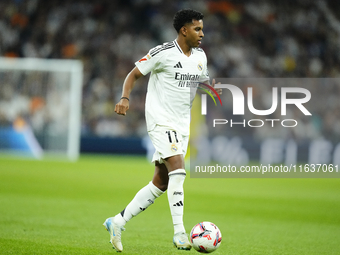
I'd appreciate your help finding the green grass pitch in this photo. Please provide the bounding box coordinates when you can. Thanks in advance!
[0,154,340,254]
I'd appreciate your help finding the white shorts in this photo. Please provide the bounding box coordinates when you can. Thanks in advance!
[148,125,189,164]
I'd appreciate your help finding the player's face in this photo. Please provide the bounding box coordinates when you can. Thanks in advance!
[184,19,204,48]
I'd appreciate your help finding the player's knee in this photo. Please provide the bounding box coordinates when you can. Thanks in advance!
[164,155,185,171]
[152,179,168,192]
[157,181,168,192]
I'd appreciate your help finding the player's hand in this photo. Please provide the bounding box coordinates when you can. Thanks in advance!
[211,79,222,96]
[115,98,129,116]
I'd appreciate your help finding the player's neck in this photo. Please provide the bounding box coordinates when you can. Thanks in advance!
[175,38,192,57]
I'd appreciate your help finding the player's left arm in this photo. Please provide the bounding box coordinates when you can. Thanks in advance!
[200,79,222,96]
[199,52,222,96]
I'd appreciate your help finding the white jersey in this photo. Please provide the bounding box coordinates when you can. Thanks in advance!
[135,40,209,136]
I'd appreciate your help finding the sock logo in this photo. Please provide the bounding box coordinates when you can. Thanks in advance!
[139,207,146,211]
[147,199,154,204]
[173,200,183,207]
[120,209,125,217]
[173,191,183,195]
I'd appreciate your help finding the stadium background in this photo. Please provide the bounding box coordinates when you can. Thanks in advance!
[1,1,340,254]
[1,0,340,159]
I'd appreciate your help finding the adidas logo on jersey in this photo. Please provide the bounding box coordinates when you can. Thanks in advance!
[173,200,184,206]
[174,62,183,68]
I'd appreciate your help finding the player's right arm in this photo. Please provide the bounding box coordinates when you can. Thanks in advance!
[114,67,144,116]
[115,44,164,116]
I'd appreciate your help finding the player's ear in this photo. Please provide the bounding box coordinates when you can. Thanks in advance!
[180,26,187,36]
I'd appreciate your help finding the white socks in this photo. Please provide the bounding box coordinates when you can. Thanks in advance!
[113,169,187,235]
[114,181,164,226]
[167,169,186,234]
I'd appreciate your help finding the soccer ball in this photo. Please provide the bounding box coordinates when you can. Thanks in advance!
[190,221,222,253]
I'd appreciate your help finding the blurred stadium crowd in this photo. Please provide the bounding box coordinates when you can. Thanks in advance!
[1,0,340,142]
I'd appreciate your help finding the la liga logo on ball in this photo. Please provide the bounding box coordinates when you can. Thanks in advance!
[190,221,222,253]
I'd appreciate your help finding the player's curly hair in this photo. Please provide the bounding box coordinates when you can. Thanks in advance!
[173,9,204,33]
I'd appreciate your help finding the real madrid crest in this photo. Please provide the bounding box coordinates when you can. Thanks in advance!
[197,62,203,71]
[171,144,178,152]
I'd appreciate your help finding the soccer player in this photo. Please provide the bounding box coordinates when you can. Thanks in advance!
[103,9,213,252]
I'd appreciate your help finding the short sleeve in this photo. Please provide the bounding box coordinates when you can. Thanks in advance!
[135,45,163,75]
[199,57,210,83]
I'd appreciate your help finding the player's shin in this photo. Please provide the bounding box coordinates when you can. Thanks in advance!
[114,181,164,226]
[167,168,186,234]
